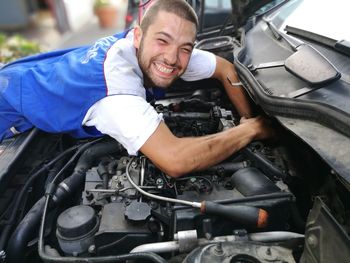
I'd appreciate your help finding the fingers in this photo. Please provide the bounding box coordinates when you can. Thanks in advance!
[239,116,255,124]
[239,116,276,141]
[239,117,247,124]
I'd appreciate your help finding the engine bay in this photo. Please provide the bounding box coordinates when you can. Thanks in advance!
[49,93,301,262]
[1,82,349,263]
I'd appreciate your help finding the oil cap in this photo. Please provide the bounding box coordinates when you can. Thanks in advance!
[124,201,151,223]
[56,205,99,255]
[57,205,98,239]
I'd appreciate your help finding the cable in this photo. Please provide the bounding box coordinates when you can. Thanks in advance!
[126,158,269,228]
[126,157,201,208]
[50,138,103,187]
[0,144,79,223]
[0,144,81,251]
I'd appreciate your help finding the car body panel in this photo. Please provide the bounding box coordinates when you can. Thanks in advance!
[234,0,350,183]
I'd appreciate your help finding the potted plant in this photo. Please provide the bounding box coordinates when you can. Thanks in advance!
[94,0,118,28]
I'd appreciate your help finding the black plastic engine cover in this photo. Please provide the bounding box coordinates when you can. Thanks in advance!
[94,202,157,255]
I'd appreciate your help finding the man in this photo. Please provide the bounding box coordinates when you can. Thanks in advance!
[0,0,273,177]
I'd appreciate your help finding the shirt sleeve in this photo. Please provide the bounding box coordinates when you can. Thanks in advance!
[83,95,163,155]
[181,48,217,81]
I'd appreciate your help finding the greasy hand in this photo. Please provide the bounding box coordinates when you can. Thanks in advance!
[239,116,276,141]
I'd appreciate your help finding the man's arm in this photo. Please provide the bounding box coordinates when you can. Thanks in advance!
[212,56,254,118]
[140,116,273,178]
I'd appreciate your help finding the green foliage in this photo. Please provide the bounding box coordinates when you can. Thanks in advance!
[0,33,41,63]
[94,0,112,9]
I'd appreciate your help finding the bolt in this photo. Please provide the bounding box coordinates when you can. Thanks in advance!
[214,243,224,256]
[0,250,6,259]
[150,201,159,210]
[88,245,96,254]
[156,178,164,188]
[205,233,212,240]
[85,192,94,201]
[307,234,318,248]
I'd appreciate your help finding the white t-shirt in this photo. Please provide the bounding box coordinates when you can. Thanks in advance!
[83,30,216,155]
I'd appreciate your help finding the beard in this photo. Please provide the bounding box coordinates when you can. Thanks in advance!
[136,38,182,88]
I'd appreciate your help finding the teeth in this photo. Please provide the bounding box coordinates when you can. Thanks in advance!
[155,63,174,74]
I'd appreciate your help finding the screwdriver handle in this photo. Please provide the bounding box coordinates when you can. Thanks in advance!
[200,201,268,228]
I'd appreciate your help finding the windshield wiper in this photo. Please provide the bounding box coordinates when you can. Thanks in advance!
[335,40,350,56]
[285,25,350,56]
[263,17,300,51]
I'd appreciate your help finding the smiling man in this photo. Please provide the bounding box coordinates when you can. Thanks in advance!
[0,0,273,177]
[134,5,196,88]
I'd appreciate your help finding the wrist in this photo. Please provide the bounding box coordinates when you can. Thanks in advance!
[240,120,260,141]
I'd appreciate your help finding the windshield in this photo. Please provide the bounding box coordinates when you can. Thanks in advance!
[204,0,231,9]
[274,0,349,42]
[197,0,232,31]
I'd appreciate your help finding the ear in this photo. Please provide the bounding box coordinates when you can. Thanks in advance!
[133,26,142,49]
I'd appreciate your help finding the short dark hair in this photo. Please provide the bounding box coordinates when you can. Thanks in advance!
[140,0,198,33]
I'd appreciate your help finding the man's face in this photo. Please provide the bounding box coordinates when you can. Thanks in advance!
[134,11,197,88]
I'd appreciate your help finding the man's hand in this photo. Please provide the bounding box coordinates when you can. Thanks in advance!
[240,116,276,141]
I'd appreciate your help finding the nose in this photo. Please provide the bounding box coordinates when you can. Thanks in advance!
[163,45,178,66]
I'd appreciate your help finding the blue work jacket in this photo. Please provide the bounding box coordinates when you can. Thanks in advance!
[0,31,128,141]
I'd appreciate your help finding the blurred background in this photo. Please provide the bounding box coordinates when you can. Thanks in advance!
[0,0,136,63]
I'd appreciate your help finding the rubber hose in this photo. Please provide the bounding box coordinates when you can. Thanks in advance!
[231,167,280,196]
[40,251,167,263]
[6,141,123,263]
[6,197,47,263]
[0,144,79,252]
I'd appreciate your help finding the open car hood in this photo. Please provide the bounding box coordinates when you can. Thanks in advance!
[233,0,350,184]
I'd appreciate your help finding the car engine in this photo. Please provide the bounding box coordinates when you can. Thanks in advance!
[0,84,313,263]
[66,99,297,260]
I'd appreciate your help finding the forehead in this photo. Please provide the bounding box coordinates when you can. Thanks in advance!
[146,11,196,42]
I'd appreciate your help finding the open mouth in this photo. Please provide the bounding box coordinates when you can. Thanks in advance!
[153,62,178,76]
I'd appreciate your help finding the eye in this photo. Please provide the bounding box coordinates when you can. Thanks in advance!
[157,39,167,44]
[181,47,192,54]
